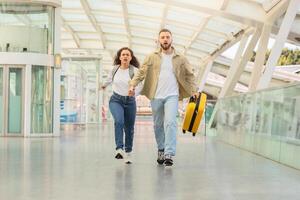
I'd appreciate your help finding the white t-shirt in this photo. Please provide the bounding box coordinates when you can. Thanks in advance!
[154,53,179,99]
[104,66,142,96]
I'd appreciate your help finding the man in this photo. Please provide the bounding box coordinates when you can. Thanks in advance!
[128,29,198,166]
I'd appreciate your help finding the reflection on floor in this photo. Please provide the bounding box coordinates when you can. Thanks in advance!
[1,117,300,200]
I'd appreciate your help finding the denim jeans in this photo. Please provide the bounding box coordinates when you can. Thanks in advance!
[109,92,136,153]
[150,95,178,156]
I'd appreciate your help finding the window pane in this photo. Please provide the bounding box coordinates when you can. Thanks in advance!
[0,3,54,54]
[31,66,53,133]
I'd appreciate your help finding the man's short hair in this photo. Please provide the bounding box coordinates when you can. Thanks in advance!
[159,28,172,36]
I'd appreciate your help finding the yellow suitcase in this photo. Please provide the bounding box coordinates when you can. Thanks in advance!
[182,92,207,136]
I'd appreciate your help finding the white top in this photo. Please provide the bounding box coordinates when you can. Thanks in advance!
[104,66,142,96]
[154,53,179,99]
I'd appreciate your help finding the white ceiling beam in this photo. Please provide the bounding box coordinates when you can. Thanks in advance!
[160,0,170,29]
[121,0,131,48]
[98,19,202,32]
[67,31,99,34]
[262,0,281,12]
[62,18,81,48]
[218,34,249,95]
[203,28,229,39]
[63,21,91,26]
[200,27,254,68]
[189,46,212,54]
[198,60,214,92]
[212,15,245,28]
[150,0,264,26]
[80,0,115,60]
[80,40,105,49]
[61,8,84,14]
[166,20,199,31]
[265,0,289,24]
[131,41,155,48]
[196,39,220,48]
[186,53,208,61]
[63,48,109,55]
[249,24,271,91]
[271,15,300,44]
[128,14,161,22]
[99,23,126,29]
[220,0,230,10]
[219,27,261,98]
[62,49,70,55]
[91,10,123,17]
[80,0,106,49]
[183,17,211,55]
[61,40,79,48]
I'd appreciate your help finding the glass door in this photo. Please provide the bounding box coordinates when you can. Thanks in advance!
[0,65,24,136]
[8,68,23,134]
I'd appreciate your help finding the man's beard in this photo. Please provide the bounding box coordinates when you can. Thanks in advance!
[160,43,171,51]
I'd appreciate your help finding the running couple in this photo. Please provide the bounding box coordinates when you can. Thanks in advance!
[102,29,198,166]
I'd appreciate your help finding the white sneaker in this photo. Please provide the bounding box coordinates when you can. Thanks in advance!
[124,152,132,164]
[115,149,124,159]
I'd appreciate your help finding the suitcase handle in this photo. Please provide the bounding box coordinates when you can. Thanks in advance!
[189,92,201,103]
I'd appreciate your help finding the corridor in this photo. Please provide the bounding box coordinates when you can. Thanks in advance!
[0,118,300,200]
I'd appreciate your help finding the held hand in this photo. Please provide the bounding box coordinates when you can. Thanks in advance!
[128,86,135,96]
[192,92,199,99]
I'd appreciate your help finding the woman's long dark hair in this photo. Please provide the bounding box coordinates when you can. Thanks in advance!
[113,47,140,68]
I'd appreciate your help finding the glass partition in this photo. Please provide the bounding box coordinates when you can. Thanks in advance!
[215,83,300,169]
[61,59,100,124]
[31,66,53,133]
[8,68,22,134]
[0,68,3,133]
[0,3,54,54]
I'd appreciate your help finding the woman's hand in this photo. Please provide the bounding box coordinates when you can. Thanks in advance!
[128,86,135,96]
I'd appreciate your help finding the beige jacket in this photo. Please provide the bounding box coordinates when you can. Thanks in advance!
[129,47,198,100]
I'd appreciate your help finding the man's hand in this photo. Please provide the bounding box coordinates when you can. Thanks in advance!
[128,86,135,96]
[192,92,200,99]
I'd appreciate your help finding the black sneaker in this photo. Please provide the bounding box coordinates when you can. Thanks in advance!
[164,154,173,166]
[157,150,165,165]
[115,149,124,159]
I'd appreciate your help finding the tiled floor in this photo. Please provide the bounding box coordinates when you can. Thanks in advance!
[1,118,300,200]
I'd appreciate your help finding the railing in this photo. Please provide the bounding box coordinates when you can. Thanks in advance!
[215,83,300,169]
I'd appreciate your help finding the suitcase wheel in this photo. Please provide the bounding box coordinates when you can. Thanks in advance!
[192,133,196,136]
[182,129,186,134]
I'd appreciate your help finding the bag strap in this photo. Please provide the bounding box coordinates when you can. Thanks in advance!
[111,65,120,81]
[112,65,135,80]
[129,65,135,79]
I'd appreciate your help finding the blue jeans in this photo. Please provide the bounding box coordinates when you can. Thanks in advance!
[109,92,136,153]
[151,95,178,156]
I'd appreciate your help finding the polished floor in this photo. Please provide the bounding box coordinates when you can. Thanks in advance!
[1,118,300,200]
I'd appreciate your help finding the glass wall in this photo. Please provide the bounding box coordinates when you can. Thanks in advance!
[0,68,2,133]
[31,66,53,133]
[0,3,54,54]
[8,68,22,134]
[215,83,300,169]
[61,59,100,124]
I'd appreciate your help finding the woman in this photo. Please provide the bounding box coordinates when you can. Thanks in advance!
[102,47,140,164]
